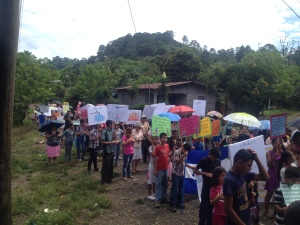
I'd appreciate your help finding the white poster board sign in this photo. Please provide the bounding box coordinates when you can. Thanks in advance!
[193,100,206,116]
[107,104,128,122]
[153,104,175,115]
[151,102,165,107]
[39,106,49,113]
[127,110,142,124]
[228,135,267,173]
[143,105,156,119]
[87,105,108,125]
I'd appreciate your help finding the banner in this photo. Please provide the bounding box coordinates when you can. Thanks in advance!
[178,115,200,138]
[228,135,267,173]
[151,115,171,137]
[193,117,212,138]
[270,113,287,139]
[87,105,108,125]
[127,110,141,124]
[211,120,221,136]
[143,105,155,119]
[107,104,129,122]
[193,100,206,116]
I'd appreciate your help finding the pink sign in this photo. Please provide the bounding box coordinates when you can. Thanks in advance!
[178,115,200,138]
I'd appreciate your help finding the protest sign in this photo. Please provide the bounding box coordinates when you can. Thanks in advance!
[280,183,300,206]
[143,105,155,119]
[127,110,141,124]
[211,120,221,136]
[107,104,129,122]
[79,105,91,119]
[193,117,212,138]
[153,104,175,115]
[178,115,200,138]
[87,105,108,125]
[39,106,49,113]
[62,104,69,114]
[228,135,267,173]
[151,115,171,137]
[193,100,206,116]
[151,102,165,107]
[270,113,287,139]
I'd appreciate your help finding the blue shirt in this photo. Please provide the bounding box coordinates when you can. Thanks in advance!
[223,171,255,225]
[38,114,46,124]
[193,142,204,150]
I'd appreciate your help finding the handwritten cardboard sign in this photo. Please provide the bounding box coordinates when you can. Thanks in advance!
[107,104,129,122]
[193,117,212,138]
[178,115,200,138]
[280,183,300,206]
[270,113,287,139]
[151,115,171,137]
[127,110,141,124]
[211,120,221,136]
[228,135,267,173]
[87,105,108,125]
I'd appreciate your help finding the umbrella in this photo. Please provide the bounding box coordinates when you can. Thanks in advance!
[158,112,181,122]
[52,100,62,105]
[206,111,223,119]
[38,120,64,132]
[287,118,300,128]
[223,112,261,128]
[168,105,195,115]
[248,120,270,131]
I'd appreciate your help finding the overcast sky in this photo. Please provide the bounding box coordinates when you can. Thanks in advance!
[19,0,300,59]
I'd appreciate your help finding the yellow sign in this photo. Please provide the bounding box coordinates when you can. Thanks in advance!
[193,117,212,138]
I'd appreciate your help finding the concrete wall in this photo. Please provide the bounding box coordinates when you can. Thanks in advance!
[116,82,217,112]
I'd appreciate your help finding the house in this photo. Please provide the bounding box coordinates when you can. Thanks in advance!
[114,81,218,112]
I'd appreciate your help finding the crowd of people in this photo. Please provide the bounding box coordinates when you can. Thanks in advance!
[35,108,300,225]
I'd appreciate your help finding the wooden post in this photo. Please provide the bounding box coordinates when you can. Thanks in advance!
[0,0,20,224]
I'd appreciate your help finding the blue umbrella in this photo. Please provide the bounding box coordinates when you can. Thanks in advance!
[249,120,270,130]
[158,112,181,122]
[38,120,64,132]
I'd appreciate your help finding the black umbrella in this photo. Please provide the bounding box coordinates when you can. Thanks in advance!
[38,120,64,132]
[287,118,300,128]
[52,100,62,105]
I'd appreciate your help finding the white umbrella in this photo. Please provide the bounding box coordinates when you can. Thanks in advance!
[223,112,261,128]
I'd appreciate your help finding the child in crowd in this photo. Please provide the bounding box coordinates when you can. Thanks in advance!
[223,149,269,225]
[278,151,296,183]
[248,180,259,225]
[193,148,221,225]
[210,166,226,225]
[61,123,74,164]
[147,136,159,200]
[153,133,171,208]
[274,166,300,225]
[284,200,300,225]
[169,142,192,212]
[121,127,135,181]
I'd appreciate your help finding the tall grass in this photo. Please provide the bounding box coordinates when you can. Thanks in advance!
[12,124,111,225]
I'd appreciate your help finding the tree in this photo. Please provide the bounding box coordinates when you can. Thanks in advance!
[182,35,189,45]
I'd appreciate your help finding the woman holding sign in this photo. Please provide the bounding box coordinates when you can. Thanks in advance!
[264,138,284,219]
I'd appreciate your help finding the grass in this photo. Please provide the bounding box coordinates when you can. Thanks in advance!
[11,124,111,225]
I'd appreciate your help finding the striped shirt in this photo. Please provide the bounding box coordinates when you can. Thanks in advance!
[89,128,100,149]
[172,149,186,177]
[273,188,286,225]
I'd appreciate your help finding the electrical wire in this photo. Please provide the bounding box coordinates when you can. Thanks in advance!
[126,0,137,33]
[282,0,300,20]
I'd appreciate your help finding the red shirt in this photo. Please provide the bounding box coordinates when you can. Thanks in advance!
[153,144,170,170]
[210,185,225,216]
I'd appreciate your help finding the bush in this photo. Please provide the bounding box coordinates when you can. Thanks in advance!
[22,118,32,126]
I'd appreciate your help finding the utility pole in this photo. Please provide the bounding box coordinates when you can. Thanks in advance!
[0,1,20,224]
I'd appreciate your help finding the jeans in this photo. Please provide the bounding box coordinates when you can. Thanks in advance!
[155,169,168,202]
[141,140,149,163]
[88,148,98,171]
[64,140,73,162]
[169,173,184,207]
[101,152,114,183]
[122,153,133,178]
[113,141,122,165]
[199,185,213,225]
[76,135,86,159]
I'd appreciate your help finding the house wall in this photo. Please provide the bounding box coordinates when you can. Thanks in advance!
[116,82,217,112]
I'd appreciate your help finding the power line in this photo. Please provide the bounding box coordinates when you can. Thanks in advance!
[126,0,136,33]
[282,0,300,20]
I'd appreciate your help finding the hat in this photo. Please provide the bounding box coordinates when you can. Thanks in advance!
[134,122,143,127]
[141,115,147,119]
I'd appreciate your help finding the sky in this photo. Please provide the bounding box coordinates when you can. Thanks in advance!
[19,0,300,59]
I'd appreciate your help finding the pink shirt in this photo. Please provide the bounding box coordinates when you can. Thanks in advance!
[210,185,225,216]
[122,135,134,155]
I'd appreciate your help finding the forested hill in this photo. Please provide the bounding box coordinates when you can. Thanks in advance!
[15,30,300,125]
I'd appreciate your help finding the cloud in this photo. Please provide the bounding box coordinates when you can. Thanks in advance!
[18,0,300,59]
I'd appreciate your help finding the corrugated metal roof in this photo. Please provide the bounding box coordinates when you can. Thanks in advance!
[114,81,196,90]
